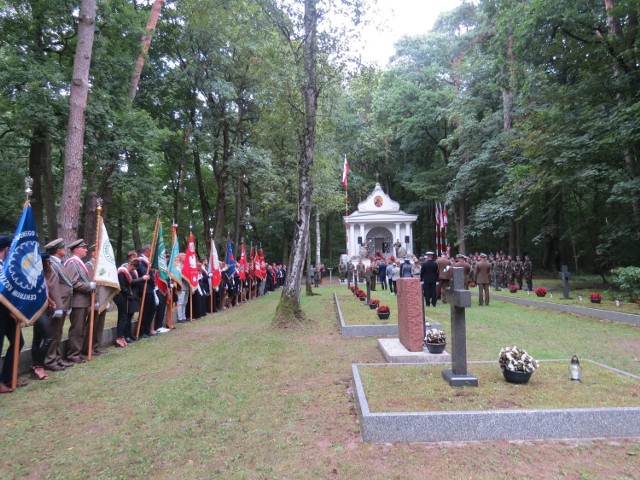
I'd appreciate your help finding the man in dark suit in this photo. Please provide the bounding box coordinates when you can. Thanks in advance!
[420,251,439,307]
[137,244,157,337]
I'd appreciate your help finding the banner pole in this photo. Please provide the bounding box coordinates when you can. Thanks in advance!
[136,217,159,337]
[87,198,103,361]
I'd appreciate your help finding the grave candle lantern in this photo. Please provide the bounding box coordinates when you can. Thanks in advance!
[569,355,581,381]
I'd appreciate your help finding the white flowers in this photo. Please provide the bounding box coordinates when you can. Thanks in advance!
[498,346,539,374]
[424,328,446,344]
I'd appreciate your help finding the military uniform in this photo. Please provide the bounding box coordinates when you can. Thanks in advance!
[523,256,533,291]
[43,239,74,370]
[64,239,94,362]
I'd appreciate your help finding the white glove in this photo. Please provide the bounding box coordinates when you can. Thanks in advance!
[66,309,72,315]
[89,282,96,290]
[53,309,63,318]
[106,302,110,310]
[94,302,100,309]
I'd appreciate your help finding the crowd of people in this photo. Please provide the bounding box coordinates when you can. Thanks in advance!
[338,251,533,309]
[0,235,286,394]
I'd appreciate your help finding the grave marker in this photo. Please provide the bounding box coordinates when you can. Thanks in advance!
[560,265,572,299]
[442,267,479,387]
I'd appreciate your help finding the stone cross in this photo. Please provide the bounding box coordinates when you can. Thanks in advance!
[442,267,478,387]
[559,265,572,299]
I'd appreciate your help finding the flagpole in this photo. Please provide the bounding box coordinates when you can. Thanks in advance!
[136,216,159,338]
[87,198,103,362]
[344,155,349,257]
[209,229,214,314]
[9,178,32,388]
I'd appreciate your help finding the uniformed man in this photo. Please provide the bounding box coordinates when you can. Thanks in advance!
[436,253,453,303]
[523,255,533,291]
[475,253,492,306]
[514,255,524,290]
[64,239,95,363]
[43,238,74,372]
[455,254,472,289]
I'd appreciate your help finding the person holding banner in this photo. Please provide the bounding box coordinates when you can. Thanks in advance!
[137,244,157,338]
[64,239,95,363]
[0,235,23,392]
[30,253,55,380]
[43,238,74,372]
[114,255,141,347]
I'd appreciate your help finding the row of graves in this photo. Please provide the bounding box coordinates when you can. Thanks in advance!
[335,268,640,443]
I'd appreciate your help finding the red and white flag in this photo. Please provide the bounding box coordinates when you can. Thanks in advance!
[254,249,264,280]
[209,238,222,289]
[259,248,267,279]
[238,243,248,281]
[181,232,199,291]
[342,156,349,187]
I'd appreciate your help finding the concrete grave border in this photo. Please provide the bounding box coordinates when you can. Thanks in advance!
[334,293,442,338]
[352,360,640,443]
[335,292,398,337]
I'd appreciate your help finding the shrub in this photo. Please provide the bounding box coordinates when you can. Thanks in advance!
[610,266,640,302]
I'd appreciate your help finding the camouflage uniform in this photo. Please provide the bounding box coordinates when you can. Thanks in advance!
[523,256,533,291]
[514,256,524,289]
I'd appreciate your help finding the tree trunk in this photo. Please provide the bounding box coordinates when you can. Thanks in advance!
[116,212,123,264]
[274,0,318,325]
[28,128,49,239]
[130,0,164,101]
[132,213,141,252]
[455,196,467,254]
[59,0,97,246]
[323,213,331,264]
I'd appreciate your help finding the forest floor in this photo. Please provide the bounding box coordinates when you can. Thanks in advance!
[1,283,639,479]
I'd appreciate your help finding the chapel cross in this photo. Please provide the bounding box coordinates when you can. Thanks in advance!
[442,267,479,387]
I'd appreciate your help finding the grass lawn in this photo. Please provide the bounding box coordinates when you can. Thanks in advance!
[1,281,639,479]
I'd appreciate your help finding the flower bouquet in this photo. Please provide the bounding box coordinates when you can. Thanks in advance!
[424,328,447,353]
[376,305,390,320]
[534,287,547,297]
[589,292,602,304]
[508,284,519,293]
[498,346,539,384]
[369,298,380,310]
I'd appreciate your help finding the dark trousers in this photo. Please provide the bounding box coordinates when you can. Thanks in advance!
[1,318,25,384]
[390,280,396,293]
[114,294,128,338]
[424,283,437,307]
[154,291,167,329]
[140,291,157,335]
[379,277,387,290]
[32,314,53,367]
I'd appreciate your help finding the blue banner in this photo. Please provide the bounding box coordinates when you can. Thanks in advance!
[225,238,236,276]
[0,203,48,326]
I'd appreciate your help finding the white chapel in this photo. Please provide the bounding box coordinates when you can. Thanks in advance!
[344,183,418,262]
